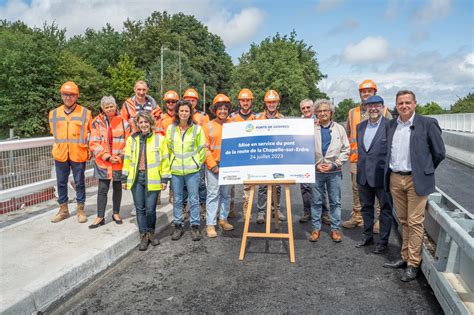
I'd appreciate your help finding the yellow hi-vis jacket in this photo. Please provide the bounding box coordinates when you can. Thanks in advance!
[166,123,206,176]
[122,132,171,190]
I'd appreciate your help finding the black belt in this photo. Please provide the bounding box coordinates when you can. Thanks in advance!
[392,170,412,176]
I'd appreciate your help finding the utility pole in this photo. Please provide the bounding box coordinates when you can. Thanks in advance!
[179,40,182,96]
[160,45,164,105]
[203,83,206,112]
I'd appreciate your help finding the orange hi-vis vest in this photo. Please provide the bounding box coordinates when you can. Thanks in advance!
[120,96,163,134]
[89,113,131,180]
[49,104,92,163]
[203,120,225,169]
[228,111,260,122]
[192,110,210,126]
[161,112,176,135]
[348,105,389,163]
[257,110,284,120]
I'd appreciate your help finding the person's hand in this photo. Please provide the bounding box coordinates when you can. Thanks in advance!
[122,183,127,190]
[316,164,326,172]
[211,166,219,174]
[320,163,333,172]
[109,156,120,164]
[161,183,167,190]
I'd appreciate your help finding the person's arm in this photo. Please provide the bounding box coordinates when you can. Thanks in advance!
[203,124,217,170]
[159,135,171,186]
[89,121,111,162]
[196,126,207,166]
[335,125,350,167]
[121,137,133,189]
[428,119,446,169]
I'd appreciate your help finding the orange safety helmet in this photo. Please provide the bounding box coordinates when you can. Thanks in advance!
[183,88,199,100]
[163,90,179,101]
[213,93,231,105]
[264,90,280,102]
[60,81,79,95]
[238,88,253,100]
[358,80,377,91]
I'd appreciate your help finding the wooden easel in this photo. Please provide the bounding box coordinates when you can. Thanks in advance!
[239,180,296,263]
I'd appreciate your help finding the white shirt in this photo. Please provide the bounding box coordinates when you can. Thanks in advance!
[390,113,415,172]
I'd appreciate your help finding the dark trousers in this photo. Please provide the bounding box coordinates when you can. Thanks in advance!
[358,183,393,245]
[55,160,86,204]
[97,179,122,218]
[131,171,158,234]
[257,185,281,214]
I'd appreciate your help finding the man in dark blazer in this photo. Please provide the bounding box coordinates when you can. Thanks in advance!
[354,96,393,254]
[383,90,445,282]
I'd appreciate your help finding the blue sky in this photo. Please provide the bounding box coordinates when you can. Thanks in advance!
[1,0,473,108]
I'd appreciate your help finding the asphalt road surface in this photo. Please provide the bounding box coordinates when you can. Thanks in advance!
[48,164,443,314]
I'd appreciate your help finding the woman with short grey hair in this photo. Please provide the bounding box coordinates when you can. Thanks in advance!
[89,96,131,229]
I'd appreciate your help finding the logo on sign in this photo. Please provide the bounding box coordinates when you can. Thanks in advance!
[245,124,254,132]
[273,173,284,179]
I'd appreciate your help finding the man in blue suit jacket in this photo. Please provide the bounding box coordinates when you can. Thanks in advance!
[354,96,393,254]
[383,90,445,282]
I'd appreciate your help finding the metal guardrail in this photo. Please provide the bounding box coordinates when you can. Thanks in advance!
[422,188,474,314]
[0,137,94,209]
[428,114,474,133]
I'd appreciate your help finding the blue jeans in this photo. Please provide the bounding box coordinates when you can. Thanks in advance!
[205,168,231,225]
[55,160,86,204]
[172,172,200,226]
[310,172,342,231]
[131,171,158,234]
[182,167,207,205]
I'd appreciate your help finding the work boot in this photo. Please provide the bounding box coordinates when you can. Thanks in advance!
[228,209,237,219]
[342,209,363,228]
[76,203,87,223]
[147,231,160,246]
[272,209,287,222]
[256,212,265,224]
[218,219,234,231]
[138,233,149,251]
[299,213,311,223]
[51,203,70,223]
[200,204,206,221]
[171,224,184,241]
[207,225,217,238]
[191,225,202,241]
[322,213,331,225]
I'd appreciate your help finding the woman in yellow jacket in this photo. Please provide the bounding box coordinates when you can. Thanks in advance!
[166,100,206,241]
[122,111,171,251]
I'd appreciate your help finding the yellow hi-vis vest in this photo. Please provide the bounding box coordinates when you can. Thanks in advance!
[166,123,206,176]
[122,132,171,190]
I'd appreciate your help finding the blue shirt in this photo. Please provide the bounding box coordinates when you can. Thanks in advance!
[321,124,331,156]
[363,116,382,150]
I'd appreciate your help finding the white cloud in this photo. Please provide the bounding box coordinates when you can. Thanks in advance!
[0,0,262,48]
[315,0,343,13]
[414,0,453,25]
[207,8,265,47]
[327,18,358,36]
[320,50,474,108]
[343,36,390,63]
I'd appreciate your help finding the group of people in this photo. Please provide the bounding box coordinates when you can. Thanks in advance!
[48,78,445,282]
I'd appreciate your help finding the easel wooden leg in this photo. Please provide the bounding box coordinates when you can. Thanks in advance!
[285,185,295,263]
[265,185,272,234]
[239,185,255,260]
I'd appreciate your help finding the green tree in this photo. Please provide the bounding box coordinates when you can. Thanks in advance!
[65,24,124,76]
[230,32,326,116]
[333,98,357,123]
[0,21,64,137]
[416,101,445,115]
[450,93,474,113]
[107,54,145,104]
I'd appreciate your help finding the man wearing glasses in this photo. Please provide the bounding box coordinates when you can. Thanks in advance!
[354,96,393,254]
[49,81,92,224]
[162,90,179,133]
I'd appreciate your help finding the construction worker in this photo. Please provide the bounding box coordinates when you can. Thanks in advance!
[228,88,260,219]
[183,88,208,219]
[89,96,131,229]
[204,94,234,238]
[167,100,206,241]
[255,90,286,224]
[121,80,163,134]
[49,81,92,223]
[161,90,179,132]
[343,80,392,232]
